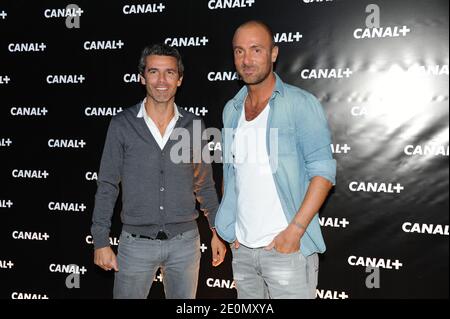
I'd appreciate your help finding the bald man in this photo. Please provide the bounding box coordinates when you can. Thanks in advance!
[215,21,337,299]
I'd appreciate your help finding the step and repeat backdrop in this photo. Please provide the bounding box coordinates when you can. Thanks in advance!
[0,0,448,299]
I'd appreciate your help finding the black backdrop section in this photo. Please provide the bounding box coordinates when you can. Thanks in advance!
[0,0,448,299]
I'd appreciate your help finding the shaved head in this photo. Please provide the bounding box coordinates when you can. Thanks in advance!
[233,20,275,48]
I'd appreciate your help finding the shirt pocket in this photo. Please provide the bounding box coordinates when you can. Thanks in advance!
[273,127,297,156]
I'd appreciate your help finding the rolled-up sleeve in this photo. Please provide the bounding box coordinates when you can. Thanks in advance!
[304,146,336,185]
[298,94,336,185]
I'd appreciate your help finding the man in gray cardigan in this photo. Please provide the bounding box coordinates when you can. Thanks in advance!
[91,43,226,299]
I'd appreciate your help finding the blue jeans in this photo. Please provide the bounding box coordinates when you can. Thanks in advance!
[231,244,319,299]
[113,229,200,299]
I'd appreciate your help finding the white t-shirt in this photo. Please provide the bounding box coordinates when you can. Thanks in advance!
[232,102,288,248]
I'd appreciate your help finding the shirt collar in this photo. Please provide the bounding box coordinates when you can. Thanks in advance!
[232,72,285,110]
[137,98,183,119]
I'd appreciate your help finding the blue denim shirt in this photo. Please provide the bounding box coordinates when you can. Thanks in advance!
[215,73,336,256]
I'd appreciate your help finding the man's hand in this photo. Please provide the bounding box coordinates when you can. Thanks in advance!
[211,229,227,267]
[94,246,119,271]
[264,224,303,254]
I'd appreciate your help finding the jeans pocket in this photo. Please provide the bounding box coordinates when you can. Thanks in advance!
[180,228,200,240]
[272,247,301,256]
[276,128,297,155]
[120,231,135,243]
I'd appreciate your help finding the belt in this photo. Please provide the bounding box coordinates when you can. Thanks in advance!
[130,230,169,240]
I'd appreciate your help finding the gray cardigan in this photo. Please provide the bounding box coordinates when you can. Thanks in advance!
[91,102,219,249]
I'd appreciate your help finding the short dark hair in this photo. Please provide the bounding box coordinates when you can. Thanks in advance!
[138,43,184,77]
[235,20,275,48]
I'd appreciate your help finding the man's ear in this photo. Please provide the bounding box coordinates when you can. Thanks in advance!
[177,76,183,87]
[271,45,279,63]
[140,74,146,85]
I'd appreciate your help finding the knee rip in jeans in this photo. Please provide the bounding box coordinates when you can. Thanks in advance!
[277,279,289,286]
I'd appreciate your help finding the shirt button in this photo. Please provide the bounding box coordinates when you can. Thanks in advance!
[159,206,164,211]
[160,187,165,192]
[160,170,164,174]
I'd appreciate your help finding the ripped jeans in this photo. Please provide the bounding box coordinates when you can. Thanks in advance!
[231,244,319,299]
